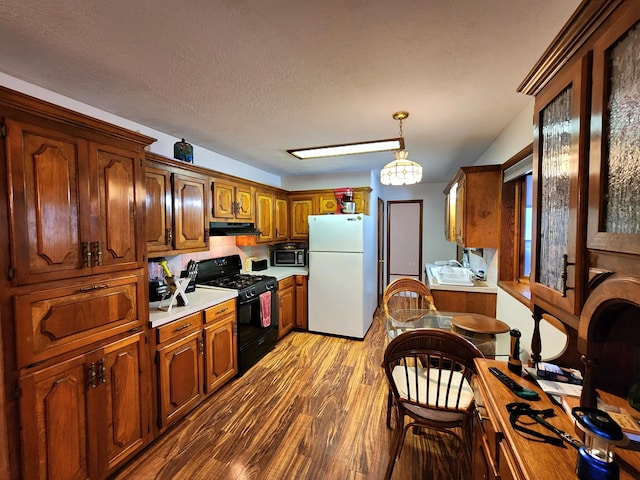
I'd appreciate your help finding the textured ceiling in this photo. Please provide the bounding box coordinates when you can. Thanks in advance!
[0,0,580,182]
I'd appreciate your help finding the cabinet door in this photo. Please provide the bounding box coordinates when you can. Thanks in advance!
[212,181,236,219]
[256,191,274,243]
[99,333,150,473]
[203,315,237,394]
[352,190,367,214]
[5,118,89,285]
[454,178,465,245]
[275,196,288,241]
[530,57,589,320]
[278,278,295,338]
[173,172,208,250]
[94,143,144,271]
[294,275,308,330]
[157,329,204,427]
[146,166,173,252]
[317,193,339,214]
[290,197,314,240]
[588,10,640,255]
[19,353,92,480]
[235,184,254,220]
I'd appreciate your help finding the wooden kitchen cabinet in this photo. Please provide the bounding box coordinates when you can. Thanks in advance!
[289,195,315,240]
[317,192,341,214]
[19,332,150,480]
[278,277,296,339]
[255,190,275,243]
[156,316,204,428]
[211,179,254,221]
[295,275,308,330]
[430,290,496,318]
[274,193,289,242]
[443,165,501,248]
[203,299,238,394]
[5,116,149,285]
[145,154,210,254]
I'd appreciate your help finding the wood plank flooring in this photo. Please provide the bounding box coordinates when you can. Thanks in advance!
[111,309,469,479]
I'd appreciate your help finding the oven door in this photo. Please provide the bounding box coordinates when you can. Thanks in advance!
[236,290,278,375]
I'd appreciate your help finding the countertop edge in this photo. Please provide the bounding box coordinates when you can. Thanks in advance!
[149,288,238,328]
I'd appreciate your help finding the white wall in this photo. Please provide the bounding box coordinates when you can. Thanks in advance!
[0,73,281,187]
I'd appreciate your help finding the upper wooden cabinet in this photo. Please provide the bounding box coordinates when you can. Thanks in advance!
[145,154,209,254]
[587,5,640,256]
[529,57,589,325]
[289,194,315,240]
[443,165,501,248]
[4,114,151,285]
[237,187,289,245]
[255,190,275,243]
[211,180,254,221]
[274,192,289,242]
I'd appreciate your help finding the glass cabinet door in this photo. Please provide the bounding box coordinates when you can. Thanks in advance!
[588,11,640,254]
[530,56,589,322]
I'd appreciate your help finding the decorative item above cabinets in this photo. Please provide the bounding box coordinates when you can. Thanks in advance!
[443,165,501,248]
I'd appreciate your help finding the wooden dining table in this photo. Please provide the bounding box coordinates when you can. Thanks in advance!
[385,309,511,359]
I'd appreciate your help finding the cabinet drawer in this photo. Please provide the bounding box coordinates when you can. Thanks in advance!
[203,299,236,324]
[15,275,143,368]
[157,312,201,344]
[278,276,295,290]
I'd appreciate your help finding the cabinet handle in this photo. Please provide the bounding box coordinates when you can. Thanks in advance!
[98,358,106,384]
[561,254,575,297]
[215,307,229,315]
[166,228,173,246]
[174,345,193,356]
[84,242,92,268]
[88,362,98,389]
[204,227,209,242]
[199,336,204,355]
[94,241,102,266]
[173,323,192,332]
[79,283,110,292]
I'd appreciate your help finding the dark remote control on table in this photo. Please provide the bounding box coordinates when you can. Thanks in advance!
[488,367,540,400]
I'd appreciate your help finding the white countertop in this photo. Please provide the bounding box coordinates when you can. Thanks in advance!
[149,287,238,328]
[148,267,307,328]
[425,263,497,294]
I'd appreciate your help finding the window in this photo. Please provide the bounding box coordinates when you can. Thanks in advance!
[499,144,533,303]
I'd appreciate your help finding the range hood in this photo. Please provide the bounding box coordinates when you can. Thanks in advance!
[209,221,261,236]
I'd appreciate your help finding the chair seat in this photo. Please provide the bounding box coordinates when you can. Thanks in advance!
[392,365,474,412]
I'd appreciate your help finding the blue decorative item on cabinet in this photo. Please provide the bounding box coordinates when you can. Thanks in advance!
[174,138,193,163]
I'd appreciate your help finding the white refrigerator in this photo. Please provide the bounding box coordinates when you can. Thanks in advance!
[307,214,376,339]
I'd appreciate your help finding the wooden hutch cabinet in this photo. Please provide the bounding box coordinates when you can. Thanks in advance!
[0,87,155,479]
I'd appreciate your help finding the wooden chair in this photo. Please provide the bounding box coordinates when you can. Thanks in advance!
[382,329,484,480]
[382,277,437,428]
[382,277,436,319]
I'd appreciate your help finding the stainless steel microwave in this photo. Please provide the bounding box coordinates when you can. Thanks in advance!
[272,248,306,267]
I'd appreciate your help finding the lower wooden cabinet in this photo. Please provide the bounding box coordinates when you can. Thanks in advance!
[156,300,238,429]
[278,277,295,339]
[430,289,497,317]
[295,275,308,329]
[19,332,150,480]
[157,324,204,428]
[203,303,238,394]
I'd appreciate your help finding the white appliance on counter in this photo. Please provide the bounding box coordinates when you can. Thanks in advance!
[307,214,376,338]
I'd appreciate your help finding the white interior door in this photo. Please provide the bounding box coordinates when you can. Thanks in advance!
[387,200,423,283]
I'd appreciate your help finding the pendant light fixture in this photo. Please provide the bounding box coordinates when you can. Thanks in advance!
[380,111,423,185]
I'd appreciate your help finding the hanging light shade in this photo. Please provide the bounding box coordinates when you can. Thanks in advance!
[380,112,423,185]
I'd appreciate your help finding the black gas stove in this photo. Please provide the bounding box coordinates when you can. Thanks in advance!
[196,255,277,302]
[196,254,278,375]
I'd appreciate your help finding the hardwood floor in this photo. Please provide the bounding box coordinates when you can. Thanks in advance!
[111,309,469,479]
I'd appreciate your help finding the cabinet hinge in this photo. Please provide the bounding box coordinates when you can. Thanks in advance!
[6,266,14,281]
[0,124,6,137]
[13,384,21,400]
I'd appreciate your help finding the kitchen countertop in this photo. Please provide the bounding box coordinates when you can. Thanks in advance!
[148,267,308,328]
[149,287,238,328]
[424,263,497,293]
